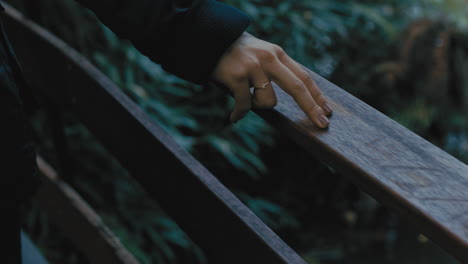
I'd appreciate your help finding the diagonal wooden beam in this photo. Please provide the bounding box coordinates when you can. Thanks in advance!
[4,5,307,264]
[35,156,140,264]
[4,3,468,262]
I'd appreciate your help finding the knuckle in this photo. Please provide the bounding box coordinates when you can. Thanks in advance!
[300,71,314,83]
[230,67,249,80]
[301,104,320,116]
[289,80,307,94]
[272,44,285,57]
[308,104,322,115]
[257,49,276,62]
[244,58,261,71]
[316,92,325,101]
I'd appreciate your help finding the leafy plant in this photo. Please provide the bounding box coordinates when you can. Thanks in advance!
[11,0,468,263]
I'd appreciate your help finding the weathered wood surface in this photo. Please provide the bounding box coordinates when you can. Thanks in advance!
[256,64,468,260]
[35,157,140,264]
[4,3,468,262]
[4,5,307,264]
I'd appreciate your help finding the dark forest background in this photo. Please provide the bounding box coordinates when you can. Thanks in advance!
[8,0,468,263]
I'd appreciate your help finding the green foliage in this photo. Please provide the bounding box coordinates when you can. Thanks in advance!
[227,0,410,76]
[12,0,468,263]
[22,0,275,179]
[426,0,468,29]
[25,112,205,264]
[237,192,300,230]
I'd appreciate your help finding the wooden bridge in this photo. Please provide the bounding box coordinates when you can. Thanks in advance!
[3,3,468,264]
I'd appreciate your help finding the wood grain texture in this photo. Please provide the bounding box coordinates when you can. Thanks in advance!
[4,3,468,262]
[3,5,306,264]
[35,156,139,264]
[254,73,468,261]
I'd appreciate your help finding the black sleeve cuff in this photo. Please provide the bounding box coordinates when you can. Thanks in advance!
[134,0,251,84]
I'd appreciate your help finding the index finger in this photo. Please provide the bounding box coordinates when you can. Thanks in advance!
[266,60,329,128]
[280,55,332,116]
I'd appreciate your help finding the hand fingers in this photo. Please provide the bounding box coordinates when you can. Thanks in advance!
[266,59,329,128]
[250,68,277,109]
[229,78,252,123]
[280,55,332,116]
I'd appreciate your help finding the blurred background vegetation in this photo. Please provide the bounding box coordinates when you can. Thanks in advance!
[8,0,468,263]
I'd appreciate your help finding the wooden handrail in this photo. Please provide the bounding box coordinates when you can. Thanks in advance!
[4,3,468,263]
[3,5,306,264]
[35,157,139,264]
[255,67,468,261]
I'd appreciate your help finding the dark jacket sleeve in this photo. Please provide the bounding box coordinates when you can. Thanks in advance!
[75,0,251,84]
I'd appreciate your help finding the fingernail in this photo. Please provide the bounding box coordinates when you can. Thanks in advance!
[319,114,329,127]
[323,103,332,115]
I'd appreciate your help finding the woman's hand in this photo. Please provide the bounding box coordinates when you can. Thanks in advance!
[212,32,332,128]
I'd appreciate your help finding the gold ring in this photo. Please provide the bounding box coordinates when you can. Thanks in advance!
[255,82,270,89]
